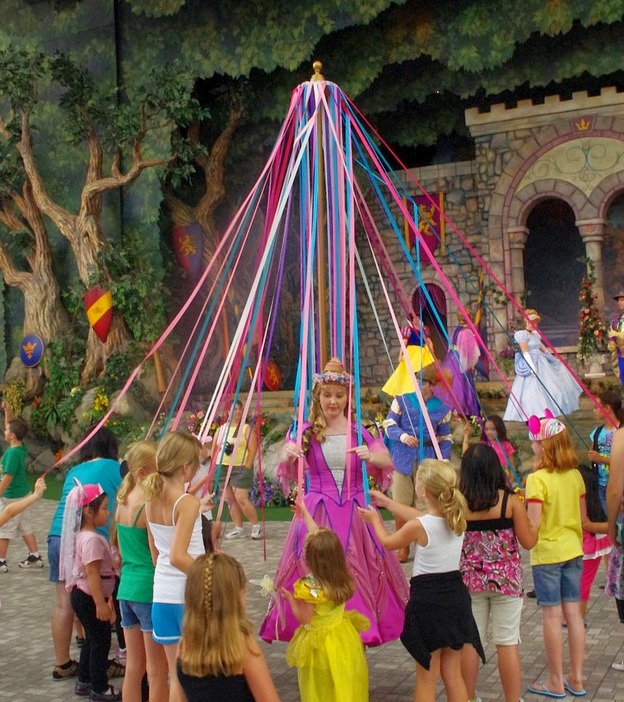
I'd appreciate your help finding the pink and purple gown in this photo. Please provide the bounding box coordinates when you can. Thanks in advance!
[259,423,409,646]
[434,325,482,417]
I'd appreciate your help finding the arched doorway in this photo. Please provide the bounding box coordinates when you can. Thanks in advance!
[412,284,447,359]
[605,191,624,308]
[524,199,584,346]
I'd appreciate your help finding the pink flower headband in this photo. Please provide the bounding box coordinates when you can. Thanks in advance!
[527,410,566,441]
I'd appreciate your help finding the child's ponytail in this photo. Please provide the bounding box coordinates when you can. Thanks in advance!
[119,440,157,504]
[438,484,468,536]
[141,472,164,502]
[418,459,467,536]
[141,432,200,502]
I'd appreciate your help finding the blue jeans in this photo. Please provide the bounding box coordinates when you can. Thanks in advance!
[532,557,582,606]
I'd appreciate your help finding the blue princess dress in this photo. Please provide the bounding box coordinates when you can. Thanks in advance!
[503,329,582,421]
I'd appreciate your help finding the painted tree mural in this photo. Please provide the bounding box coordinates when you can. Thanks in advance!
[0,48,205,381]
[1,0,624,391]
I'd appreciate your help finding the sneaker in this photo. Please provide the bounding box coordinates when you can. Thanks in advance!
[18,554,44,568]
[90,685,122,701]
[224,527,245,540]
[0,560,7,573]
[107,660,126,679]
[74,681,91,697]
[612,660,624,671]
[251,524,262,540]
[53,659,79,680]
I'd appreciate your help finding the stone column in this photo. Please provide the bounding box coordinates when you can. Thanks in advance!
[576,219,606,309]
[507,227,529,301]
[503,226,529,348]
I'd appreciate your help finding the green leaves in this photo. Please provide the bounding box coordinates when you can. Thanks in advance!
[124,0,187,17]
[0,49,44,112]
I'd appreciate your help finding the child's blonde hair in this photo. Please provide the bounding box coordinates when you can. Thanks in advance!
[538,429,578,472]
[417,459,467,536]
[304,528,354,604]
[117,440,157,505]
[179,553,255,677]
[142,431,200,501]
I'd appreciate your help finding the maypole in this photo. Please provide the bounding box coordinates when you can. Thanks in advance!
[311,61,329,369]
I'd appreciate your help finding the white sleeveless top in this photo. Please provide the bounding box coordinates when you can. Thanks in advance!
[149,493,204,604]
[412,514,464,577]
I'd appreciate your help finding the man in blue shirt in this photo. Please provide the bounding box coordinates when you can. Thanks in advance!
[383,364,452,561]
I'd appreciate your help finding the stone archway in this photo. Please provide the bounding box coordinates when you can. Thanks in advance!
[412,283,447,359]
[466,89,624,352]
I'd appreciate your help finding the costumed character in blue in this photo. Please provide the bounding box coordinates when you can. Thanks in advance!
[383,363,452,562]
[433,311,482,418]
[503,308,582,422]
[608,288,624,386]
[382,309,435,397]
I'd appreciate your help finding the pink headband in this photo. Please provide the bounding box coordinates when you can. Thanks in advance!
[528,410,566,441]
[72,479,104,507]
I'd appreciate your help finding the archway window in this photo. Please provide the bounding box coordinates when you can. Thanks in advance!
[412,284,447,359]
[605,193,624,316]
[524,199,584,346]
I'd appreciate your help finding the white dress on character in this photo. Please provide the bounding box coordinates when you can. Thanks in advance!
[503,329,583,421]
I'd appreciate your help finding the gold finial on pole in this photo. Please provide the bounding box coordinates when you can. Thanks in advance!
[310,60,324,82]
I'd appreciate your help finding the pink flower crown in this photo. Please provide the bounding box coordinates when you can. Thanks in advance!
[312,357,352,387]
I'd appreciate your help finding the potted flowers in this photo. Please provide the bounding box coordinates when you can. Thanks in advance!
[577,258,607,376]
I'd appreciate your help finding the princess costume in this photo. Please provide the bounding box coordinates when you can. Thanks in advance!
[259,422,409,645]
[286,575,369,702]
[382,317,435,397]
[434,322,482,417]
[503,328,582,421]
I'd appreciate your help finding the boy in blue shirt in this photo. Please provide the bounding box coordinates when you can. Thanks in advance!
[0,400,43,571]
[383,363,452,561]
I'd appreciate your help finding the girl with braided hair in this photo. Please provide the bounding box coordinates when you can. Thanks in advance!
[360,459,484,702]
[177,553,280,702]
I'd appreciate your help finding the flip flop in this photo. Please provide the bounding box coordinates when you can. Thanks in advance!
[564,680,587,697]
[527,681,566,699]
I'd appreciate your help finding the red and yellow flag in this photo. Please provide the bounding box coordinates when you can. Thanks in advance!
[84,286,113,343]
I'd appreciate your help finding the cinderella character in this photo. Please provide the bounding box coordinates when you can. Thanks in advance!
[503,309,583,421]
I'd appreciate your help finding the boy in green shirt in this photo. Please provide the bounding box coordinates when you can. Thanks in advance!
[0,401,43,572]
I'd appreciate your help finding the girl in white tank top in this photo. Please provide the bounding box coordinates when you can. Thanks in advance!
[360,458,484,702]
[142,431,207,702]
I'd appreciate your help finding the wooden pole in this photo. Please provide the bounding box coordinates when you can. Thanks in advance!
[311,61,329,368]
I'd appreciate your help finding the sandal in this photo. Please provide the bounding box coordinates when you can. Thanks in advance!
[564,680,587,697]
[526,681,566,699]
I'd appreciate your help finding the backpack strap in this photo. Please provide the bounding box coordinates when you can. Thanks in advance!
[592,425,604,453]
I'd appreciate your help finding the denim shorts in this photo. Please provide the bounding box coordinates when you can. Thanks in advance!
[151,602,184,645]
[220,466,253,491]
[532,557,582,607]
[47,535,61,582]
[120,599,154,632]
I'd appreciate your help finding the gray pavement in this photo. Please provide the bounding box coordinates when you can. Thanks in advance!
[2,498,624,700]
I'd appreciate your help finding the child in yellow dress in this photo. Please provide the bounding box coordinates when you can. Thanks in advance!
[281,500,369,702]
